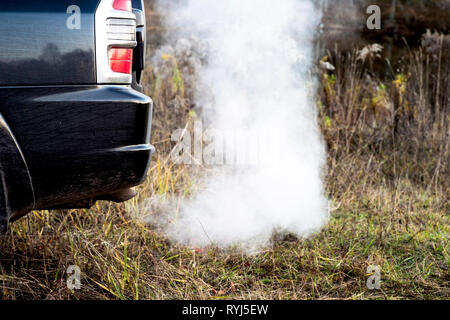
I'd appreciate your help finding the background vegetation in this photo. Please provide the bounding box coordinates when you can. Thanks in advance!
[0,0,448,299]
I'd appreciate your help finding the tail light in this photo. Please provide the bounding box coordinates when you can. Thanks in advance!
[113,0,132,12]
[109,48,133,74]
[95,0,137,84]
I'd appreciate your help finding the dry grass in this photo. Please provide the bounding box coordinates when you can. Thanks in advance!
[0,158,447,299]
[0,4,449,300]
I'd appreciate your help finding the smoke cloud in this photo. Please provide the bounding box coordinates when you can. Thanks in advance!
[150,0,328,249]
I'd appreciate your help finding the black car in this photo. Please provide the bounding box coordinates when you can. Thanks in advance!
[0,0,154,233]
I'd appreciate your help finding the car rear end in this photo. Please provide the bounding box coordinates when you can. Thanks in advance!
[0,0,154,231]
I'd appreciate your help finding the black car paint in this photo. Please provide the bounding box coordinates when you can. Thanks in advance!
[0,114,35,233]
[0,0,98,85]
[0,1,154,233]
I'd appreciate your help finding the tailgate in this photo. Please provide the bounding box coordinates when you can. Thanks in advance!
[0,0,100,85]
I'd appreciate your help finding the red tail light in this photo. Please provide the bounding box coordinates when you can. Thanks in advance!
[96,0,137,83]
[109,48,133,74]
[113,0,132,12]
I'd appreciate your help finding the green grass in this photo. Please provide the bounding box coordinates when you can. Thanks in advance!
[0,160,448,299]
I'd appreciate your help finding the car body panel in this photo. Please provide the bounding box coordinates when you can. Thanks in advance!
[0,85,153,211]
[0,114,35,232]
[0,0,100,85]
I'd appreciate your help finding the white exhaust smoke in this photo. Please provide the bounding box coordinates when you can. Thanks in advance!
[151,0,328,249]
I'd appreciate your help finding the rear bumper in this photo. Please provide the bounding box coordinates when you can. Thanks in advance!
[0,85,154,216]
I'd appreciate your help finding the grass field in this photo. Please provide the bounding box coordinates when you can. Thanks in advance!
[0,3,448,300]
[0,154,447,299]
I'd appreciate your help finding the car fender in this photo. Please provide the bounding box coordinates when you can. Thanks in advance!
[0,114,35,233]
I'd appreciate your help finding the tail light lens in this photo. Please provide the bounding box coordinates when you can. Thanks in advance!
[107,18,136,41]
[113,0,132,12]
[107,18,136,73]
[109,48,133,74]
[95,0,137,83]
